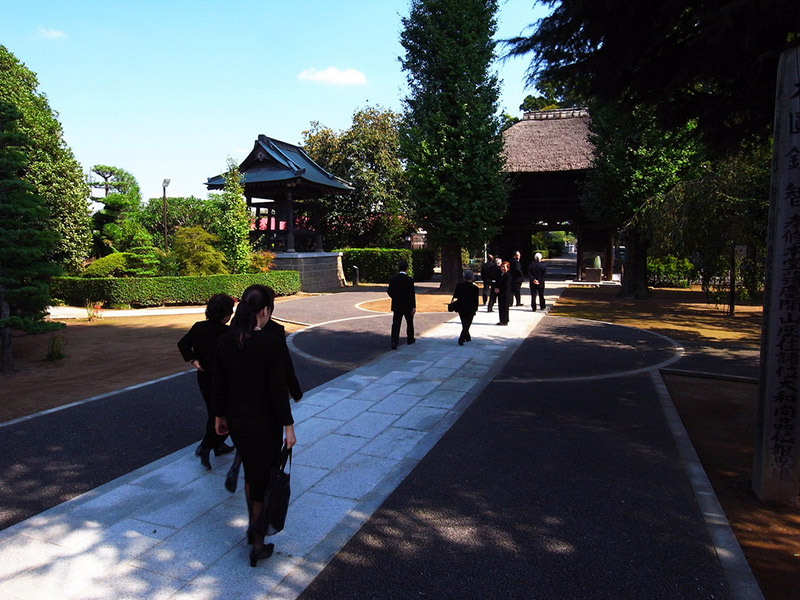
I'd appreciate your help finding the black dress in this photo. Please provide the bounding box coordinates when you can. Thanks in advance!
[177,320,230,450]
[496,271,512,324]
[212,329,294,500]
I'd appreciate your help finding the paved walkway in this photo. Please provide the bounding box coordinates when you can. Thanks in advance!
[0,279,762,599]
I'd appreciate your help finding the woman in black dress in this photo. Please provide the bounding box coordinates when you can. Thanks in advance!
[452,271,480,345]
[177,293,235,469]
[213,285,297,567]
[494,261,512,325]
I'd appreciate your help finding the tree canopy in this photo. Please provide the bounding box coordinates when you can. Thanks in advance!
[505,1,800,149]
[303,106,413,249]
[0,45,91,273]
[400,0,508,289]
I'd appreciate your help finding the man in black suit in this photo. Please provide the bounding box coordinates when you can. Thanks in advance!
[387,259,416,349]
[480,254,494,305]
[510,251,524,306]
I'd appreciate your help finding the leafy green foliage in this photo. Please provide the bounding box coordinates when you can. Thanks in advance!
[582,102,701,297]
[138,195,223,252]
[0,45,91,274]
[411,248,436,282]
[52,272,301,307]
[171,226,228,276]
[645,142,770,303]
[0,102,62,372]
[504,1,799,149]
[336,248,412,283]
[399,0,508,289]
[647,256,696,288]
[90,165,144,256]
[303,106,413,249]
[82,252,129,278]
[213,159,251,273]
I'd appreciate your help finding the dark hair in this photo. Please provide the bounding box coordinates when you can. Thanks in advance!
[398,259,409,272]
[230,285,275,348]
[205,293,234,322]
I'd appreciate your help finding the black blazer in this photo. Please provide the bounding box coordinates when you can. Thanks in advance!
[263,319,303,401]
[496,271,513,301]
[212,329,294,426]
[177,320,229,372]
[528,261,547,288]
[453,281,479,315]
[387,272,416,312]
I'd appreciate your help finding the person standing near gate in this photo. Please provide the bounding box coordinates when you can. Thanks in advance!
[494,261,512,325]
[528,252,547,311]
[387,259,416,349]
[480,254,494,305]
[486,256,502,312]
[510,251,524,306]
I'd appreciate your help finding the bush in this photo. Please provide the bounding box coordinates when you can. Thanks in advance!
[647,256,696,288]
[336,248,412,283]
[51,271,300,307]
[82,252,129,277]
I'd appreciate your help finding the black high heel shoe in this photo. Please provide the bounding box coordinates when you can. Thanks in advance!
[249,543,274,567]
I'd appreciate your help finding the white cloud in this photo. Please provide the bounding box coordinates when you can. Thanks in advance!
[37,26,67,39]
[297,67,367,86]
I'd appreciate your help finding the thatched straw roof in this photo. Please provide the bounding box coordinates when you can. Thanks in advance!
[503,109,594,173]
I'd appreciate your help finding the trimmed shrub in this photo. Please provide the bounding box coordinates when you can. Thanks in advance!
[52,271,300,307]
[336,248,412,283]
[82,252,129,277]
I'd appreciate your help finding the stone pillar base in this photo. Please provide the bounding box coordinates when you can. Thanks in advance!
[271,252,346,293]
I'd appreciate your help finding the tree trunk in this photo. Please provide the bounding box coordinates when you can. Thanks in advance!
[619,231,651,299]
[439,244,463,291]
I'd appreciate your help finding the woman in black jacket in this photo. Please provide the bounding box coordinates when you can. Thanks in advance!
[213,285,297,567]
[177,293,235,469]
[494,261,512,325]
[452,271,480,345]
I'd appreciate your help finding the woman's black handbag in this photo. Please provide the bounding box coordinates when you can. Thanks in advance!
[260,444,292,536]
[447,299,459,312]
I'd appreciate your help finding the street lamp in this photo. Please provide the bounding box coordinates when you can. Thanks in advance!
[162,179,170,250]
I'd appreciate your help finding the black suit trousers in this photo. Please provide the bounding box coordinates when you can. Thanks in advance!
[391,309,415,344]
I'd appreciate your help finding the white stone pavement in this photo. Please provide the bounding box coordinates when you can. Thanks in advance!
[0,285,565,600]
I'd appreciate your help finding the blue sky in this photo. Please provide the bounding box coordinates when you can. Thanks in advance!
[1,0,547,201]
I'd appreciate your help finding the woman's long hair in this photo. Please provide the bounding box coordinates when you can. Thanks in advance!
[230,285,275,348]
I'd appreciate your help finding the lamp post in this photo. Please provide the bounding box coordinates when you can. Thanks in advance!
[162,179,170,250]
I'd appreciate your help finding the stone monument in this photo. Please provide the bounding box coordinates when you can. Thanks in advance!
[753,46,800,504]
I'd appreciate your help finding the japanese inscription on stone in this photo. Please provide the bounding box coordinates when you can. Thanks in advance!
[754,47,800,503]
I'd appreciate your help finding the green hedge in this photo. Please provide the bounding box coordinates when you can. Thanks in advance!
[51,271,300,307]
[336,249,412,283]
[335,248,436,283]
[647,256,696,288]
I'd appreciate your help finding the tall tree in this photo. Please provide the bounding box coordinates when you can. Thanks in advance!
[0,46,91,273]
[505,1,800,150]
[582,102,701,298]
[303,106,412,249]
[89,165,146,255]
[211,159,251,274]
[0,102,61,374]
[399,0,508,290]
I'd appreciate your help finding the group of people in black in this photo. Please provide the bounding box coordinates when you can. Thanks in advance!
[480,251,547,325]
[177,286,301,568]
[388,252,547,349]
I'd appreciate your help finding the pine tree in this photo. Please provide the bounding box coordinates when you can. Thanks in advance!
[0,102,61,374]
[0,45,91,274]
[399,0,508,289]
